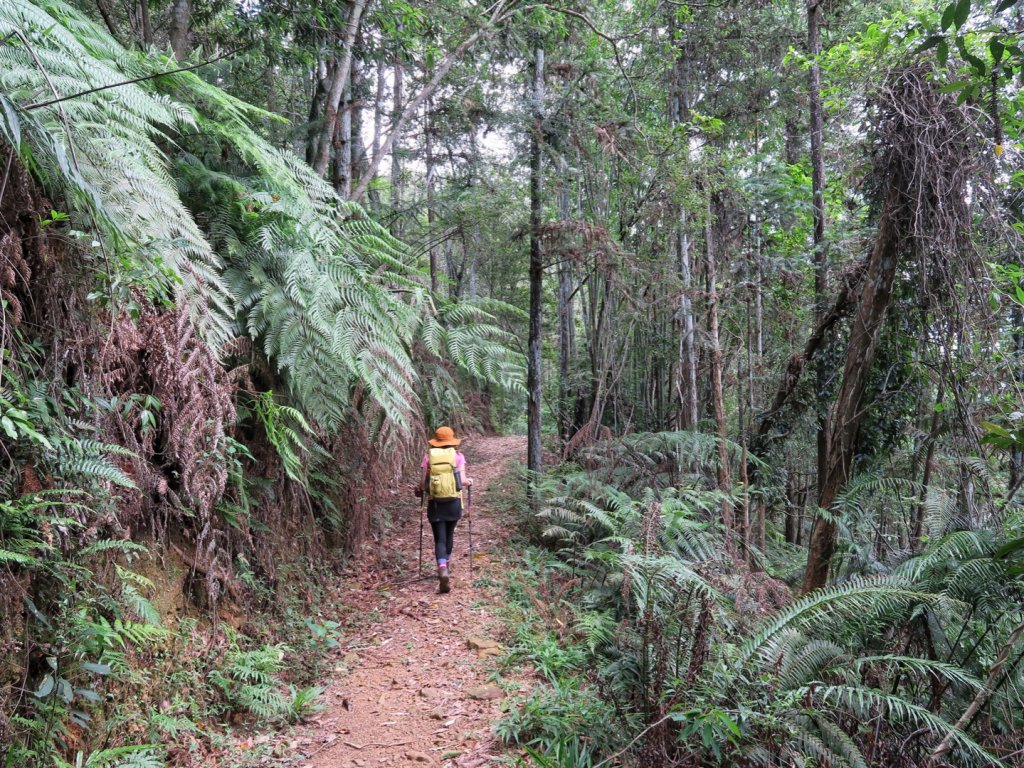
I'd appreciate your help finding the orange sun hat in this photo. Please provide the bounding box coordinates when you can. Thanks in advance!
[428,426,461,447]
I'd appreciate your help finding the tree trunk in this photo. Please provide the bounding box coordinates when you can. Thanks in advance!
[808,0,829,502]
[527,45,545,480]
[332,72,352,196]
[169,0,191,61]
[1012,304,1024,490]
[95,0,121,41]
[390,54,403,235]
[557,155,574,445]
[785,471,799,544]
[138,0,153,48]
[670,18,699,430]
[368,57,386,209]
[706,197,734,551]
[306,60,329,167]
[351,56,369,191]
[801,183,904,593]
[425,95,439,296]
[911,384,944,551]
[313,0,368,177]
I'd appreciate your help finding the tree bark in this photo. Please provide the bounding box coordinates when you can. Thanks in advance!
[425,95,439,296]
[332,73,352,196]
[138,0,153,48]
[706,197,734,550]
[95,0,121,42]
[801,183,904,593]
[557,155,574,445]
[911,384,944,551]
[367,57,386,209]
[169,0,191,61]
[390,53,403,234]
[808,0,829,502]
[351,55,369,189]
[670,18,699,430]
[313,0,367,177]
[306,60,329,166]
[527,45,545,480]
[1012,304,1024,490]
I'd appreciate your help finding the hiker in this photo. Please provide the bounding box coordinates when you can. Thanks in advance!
[414,426,472,594]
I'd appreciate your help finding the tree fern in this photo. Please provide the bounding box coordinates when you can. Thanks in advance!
[0,0,233,342]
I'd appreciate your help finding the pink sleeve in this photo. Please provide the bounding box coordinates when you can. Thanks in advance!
[455,452,466,471]
[420,454,428,470]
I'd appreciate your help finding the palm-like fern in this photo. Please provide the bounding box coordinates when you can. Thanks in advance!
[0,0,233,342]
[520,463,1008,767]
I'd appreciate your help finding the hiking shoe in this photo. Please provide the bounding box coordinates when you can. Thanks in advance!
[438,565,450,594]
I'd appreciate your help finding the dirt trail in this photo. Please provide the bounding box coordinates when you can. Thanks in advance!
[294,435,526,768]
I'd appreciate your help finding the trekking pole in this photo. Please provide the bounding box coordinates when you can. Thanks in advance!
[468,484,474,576]
[418,489,424,575]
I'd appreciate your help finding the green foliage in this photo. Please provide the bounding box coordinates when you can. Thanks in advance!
[497,455,1008,767]
[247,390,316,483]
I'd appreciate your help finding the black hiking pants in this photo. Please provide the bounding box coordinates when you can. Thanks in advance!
[427,498,462,565]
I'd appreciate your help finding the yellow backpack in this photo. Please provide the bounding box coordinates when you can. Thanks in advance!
[427,447,461,500]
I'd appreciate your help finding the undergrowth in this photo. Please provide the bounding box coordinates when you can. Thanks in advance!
[492,434,1021,768]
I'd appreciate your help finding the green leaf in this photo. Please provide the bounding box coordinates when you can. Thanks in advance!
[995,537,1024,560]
[990,39,1005,64]
[81,662,112,676]
[1,416,17,440]
[916,34,945,53]
[953,0,971,29]
[938,39,950,64]
[941,2,957,31]
[995,0,1018,13]
[964,51,987,75]
[35,674,55,698]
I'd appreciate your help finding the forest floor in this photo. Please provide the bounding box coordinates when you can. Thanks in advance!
[282,435,528,768]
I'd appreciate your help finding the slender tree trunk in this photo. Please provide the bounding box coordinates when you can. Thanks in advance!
[912,384,944,551]
[670,21,699,430]
[333,74,352,196]
[372,59,385,162]
[351,56,369,190]
[368,57,385,209]
[527,45,545,480]
[801,183,904,593]
[313,0,367,178]
[138,0,153,48]
[169,0,191,60]
[707,197,735,550]
[1012,305,1024,489]
[558,155,574,445]
[306,60,329,166]
[390,52,404,236]
[95,0,121,41]
[425,95,439,296]
[785,471,799,544]
[809,0,830,503]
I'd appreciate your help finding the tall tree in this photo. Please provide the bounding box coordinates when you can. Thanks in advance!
[808,0,829,502]
[527,43,545,480]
